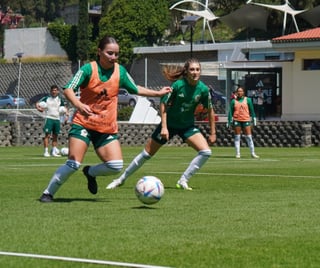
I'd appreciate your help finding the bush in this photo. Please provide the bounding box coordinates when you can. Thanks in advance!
[117,106,134,121]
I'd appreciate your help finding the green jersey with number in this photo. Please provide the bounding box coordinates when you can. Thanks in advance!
[161,78,212,129]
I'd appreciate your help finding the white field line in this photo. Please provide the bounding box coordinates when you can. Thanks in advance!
[0,251,172,268]
[156,171,320,179]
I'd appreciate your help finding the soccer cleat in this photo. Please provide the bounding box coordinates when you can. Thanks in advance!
[251,153,260,159]
[235,154,241,159]
[176,179,192,190]
[40,193,53,202]
[83,166,98,194]
[51,152,61,157]
[51,148,61,157]
[44,152,50,157]
[106,179,124,190]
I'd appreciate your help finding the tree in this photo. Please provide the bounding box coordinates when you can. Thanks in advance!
[99,0,170,65]
[77,0,89,62]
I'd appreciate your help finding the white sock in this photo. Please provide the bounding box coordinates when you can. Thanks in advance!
[234,134,241,155]
[180,149,211,182]
[89,160,123,176]
[118,149,151,182]
[245,135,255,154]
[43,160,80,196]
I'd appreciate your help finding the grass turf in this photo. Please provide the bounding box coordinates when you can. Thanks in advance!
[0,146,320,268]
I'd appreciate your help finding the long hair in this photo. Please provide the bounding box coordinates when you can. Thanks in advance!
[162,58,201,82]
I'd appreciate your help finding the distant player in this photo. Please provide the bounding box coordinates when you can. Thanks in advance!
[36,85,66,157]
[227,86,259,159]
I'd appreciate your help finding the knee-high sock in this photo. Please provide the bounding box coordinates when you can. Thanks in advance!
[234,134,241,155]
[118,149,151,182]
[43,160,80,196]
[245,135,255,154]
[88,160,123,176]
[180,149,212,182]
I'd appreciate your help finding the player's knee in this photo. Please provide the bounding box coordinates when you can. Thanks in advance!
[105,160,123,173]
[142,149,152,160]
[199,149,212,158]
[66,159,81,170]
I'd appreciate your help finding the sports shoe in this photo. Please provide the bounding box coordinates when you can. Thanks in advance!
[235,154,241,159]
[51,148,61,157]
[40,193,53,202]
[251,153,260,159]
[83,166,97,194]
[176,179,192,190]
[106,179,124,189]
[44,152,50,157]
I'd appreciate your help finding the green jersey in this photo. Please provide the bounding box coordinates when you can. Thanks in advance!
[161,78,212,129]
[63,61,139,94]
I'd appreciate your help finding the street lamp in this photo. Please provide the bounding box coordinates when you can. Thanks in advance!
[180,15,200,58]
[15,52,23,112]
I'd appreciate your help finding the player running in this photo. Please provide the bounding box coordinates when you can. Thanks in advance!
[107,58,216,191]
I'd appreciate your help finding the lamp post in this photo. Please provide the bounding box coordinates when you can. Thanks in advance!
[15,52,23,112]
[180,15,200,58]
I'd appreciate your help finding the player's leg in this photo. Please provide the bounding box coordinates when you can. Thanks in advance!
[233,122,242,158]
[40,136,88,202]
[42,118,51,157]
[106,138,162,189]
[177,131,212,190]
[51,120,61,157]
[82,135,123,194]
[243,124,259,158]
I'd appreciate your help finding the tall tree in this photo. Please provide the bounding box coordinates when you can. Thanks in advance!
[99,0,170,65]
[77,0,89,62]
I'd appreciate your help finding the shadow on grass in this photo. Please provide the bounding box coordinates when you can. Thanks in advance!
[37,197,110,203]
[132,205,158,209]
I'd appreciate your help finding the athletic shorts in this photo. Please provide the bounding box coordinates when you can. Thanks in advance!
[43,118,61,135]
[151,124,200,145]
[233,120,251,128]
[69,124,118,149]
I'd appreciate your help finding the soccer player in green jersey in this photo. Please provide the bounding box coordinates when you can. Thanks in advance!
[107,58,216,190]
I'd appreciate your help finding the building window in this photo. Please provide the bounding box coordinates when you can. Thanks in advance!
[303,59,320,70]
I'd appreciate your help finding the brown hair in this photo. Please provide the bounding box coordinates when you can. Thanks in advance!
[162,58,201,82]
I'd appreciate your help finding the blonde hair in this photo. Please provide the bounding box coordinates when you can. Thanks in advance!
[162,58,201,82]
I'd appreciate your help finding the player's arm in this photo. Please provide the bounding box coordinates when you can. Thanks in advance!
[159,102,169,140]
[227,99,235,127]
[247,97,257,125]
[207,107,216,144]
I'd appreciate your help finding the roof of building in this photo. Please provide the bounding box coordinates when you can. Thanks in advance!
[272,27,320,43]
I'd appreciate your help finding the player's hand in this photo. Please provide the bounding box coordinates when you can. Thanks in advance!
[253,118,257,126]
[158,86,172,97]
[208,133,216,145]
[77,103,93,116]
[160,127,169,141]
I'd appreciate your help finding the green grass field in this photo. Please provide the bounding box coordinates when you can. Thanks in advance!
[1,146,320,268]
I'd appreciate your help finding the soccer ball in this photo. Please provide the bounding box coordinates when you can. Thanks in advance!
[135,176,164,205]
[38,101,47,109]
[59,106,67,114]
[60,147,69,156]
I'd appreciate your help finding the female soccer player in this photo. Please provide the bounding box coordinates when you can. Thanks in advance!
[227,86,259,159]
[39,35,171,202]
[107,58,216,191]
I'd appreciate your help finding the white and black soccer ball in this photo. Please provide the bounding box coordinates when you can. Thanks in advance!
[59,106,67,114]
[60,147,69,156]
[135,176,164,205]
[38,101,47,109]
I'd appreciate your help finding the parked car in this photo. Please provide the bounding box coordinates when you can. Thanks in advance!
[0,94,26,109]
[118,89,138,107]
